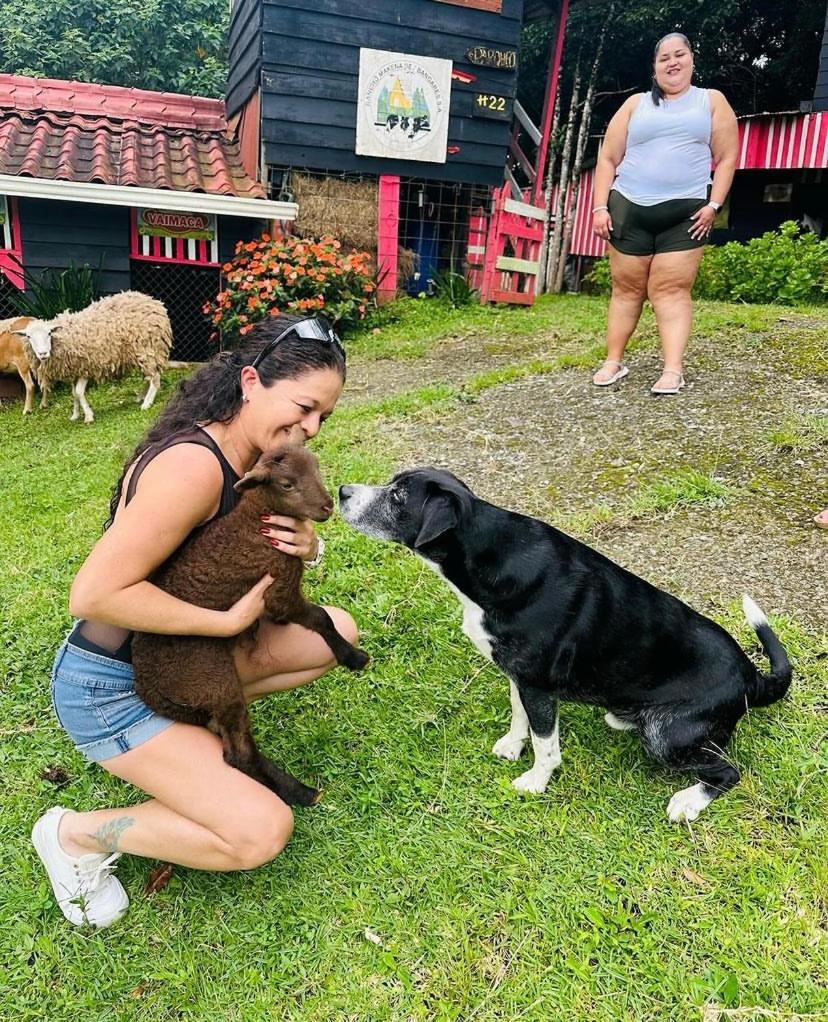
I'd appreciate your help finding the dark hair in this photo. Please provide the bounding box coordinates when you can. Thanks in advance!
[651,32,692,106]
[105,313,346,527]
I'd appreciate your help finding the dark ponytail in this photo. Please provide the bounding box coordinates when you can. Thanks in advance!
[651,32,692,106]
[104,313,346,528]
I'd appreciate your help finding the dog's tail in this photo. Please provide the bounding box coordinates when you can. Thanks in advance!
[742,595,792,707]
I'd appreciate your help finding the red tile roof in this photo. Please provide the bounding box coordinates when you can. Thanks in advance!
[0,74,265,199]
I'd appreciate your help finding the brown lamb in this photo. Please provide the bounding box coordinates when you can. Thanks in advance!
[131,445,369,806]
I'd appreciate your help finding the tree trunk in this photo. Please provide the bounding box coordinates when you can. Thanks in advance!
[537,90,561,294]
[545,63,581,293]
[554,6,614,293]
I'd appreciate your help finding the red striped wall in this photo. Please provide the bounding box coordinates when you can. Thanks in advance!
[566,112,828,258]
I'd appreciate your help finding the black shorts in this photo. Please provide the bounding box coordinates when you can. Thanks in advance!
[608,190,707,256]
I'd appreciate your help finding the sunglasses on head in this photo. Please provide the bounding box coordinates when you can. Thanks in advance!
[250,316,345,370]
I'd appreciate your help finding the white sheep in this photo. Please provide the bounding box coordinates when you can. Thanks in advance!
[0,316,38,414]
[14,291,173,423]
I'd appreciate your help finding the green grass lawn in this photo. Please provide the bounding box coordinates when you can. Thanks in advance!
[1,295,826,1021]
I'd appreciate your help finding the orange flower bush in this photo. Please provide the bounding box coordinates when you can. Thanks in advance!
[204,233,375,339]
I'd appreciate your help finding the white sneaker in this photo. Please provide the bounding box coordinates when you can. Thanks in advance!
[32,807,129,928]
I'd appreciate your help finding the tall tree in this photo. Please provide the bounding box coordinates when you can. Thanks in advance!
[0,0,229,98]
[519,0,824,127]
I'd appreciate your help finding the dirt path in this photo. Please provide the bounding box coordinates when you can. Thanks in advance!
[345,314,828,631]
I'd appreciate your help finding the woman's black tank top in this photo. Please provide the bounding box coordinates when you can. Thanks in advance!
[68,426,241,662]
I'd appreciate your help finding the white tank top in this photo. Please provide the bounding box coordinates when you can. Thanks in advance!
[613,86,712,206]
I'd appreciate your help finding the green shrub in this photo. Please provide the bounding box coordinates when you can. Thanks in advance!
[205,233,376,341]
[582,222,828,305]
[430,269,478,307]
[693,221,828,304]
[8,255,102,318]
[583,256,611,295]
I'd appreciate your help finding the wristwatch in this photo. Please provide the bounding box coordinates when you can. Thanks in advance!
[707,200,722,211]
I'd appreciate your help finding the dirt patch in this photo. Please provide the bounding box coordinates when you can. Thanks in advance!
[343,329,575,404]
[346,316,828,631]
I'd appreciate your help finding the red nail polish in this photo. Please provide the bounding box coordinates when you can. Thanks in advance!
[259,515,269,521]
[259,528,269,535]
[271,540,280,548]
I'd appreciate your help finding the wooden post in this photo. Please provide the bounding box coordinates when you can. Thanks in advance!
[376,174,400,304]
[531,0,570,209]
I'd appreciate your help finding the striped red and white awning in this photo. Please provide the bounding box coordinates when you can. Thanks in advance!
[738,111,828,170]
[565,111,828,258]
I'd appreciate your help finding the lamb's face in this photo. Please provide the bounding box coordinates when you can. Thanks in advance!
[235,446,334,522]
[21,321,54,360]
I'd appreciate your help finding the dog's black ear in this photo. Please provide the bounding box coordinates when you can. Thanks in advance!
[414,492,459,548]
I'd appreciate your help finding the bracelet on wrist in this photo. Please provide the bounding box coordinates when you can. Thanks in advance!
[303,535,325,568]
[592,205,609,213]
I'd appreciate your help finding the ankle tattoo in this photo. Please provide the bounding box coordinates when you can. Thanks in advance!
[89,816,134,853]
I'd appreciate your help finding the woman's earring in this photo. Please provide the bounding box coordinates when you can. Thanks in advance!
[242,394,249,403]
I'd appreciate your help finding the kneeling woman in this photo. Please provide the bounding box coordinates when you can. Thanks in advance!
[33,314,357,927]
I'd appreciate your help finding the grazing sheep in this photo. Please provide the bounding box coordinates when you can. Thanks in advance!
[0,316,38,414]
[131,445,370,807]
[14,291,172,423]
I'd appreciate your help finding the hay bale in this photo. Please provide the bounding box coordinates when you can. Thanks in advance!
[291,173,378,253]
[396,246,417,288]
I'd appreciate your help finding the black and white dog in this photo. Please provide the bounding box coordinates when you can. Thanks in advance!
[339,469,791,822]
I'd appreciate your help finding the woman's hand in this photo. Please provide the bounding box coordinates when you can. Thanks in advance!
[592,209,613,241]
[258,514,319,560]
[689,204,717,240]
[222,572,274,636]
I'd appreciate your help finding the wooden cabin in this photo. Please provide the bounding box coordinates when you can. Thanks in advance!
[226,0,557,298]
[0,75,293,363]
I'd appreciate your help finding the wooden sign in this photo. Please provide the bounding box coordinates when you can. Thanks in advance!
[434,0,503,11]
[137,208,216,241]
[465,46,517,71]
[473,92,510,120]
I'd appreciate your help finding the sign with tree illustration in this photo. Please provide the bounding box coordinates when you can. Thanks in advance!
[356,48,452,163]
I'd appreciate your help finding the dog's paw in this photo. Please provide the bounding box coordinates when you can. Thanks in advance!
[492,733,526,761]
[666,783,713,823]
[604,712,636,731]
[511,768,552,795]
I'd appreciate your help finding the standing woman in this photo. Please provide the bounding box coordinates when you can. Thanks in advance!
[591,33,738,393]
[32,314,358,928]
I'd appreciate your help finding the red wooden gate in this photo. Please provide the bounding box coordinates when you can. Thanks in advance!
[478,0,569,305]
[478,184,546,304]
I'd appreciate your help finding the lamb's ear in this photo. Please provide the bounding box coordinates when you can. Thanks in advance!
[234,464,271,492]
[414,491,459,548]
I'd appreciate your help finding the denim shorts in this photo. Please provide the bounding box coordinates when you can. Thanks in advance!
[51,639,174,762]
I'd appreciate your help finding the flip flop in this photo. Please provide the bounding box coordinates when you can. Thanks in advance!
[592,359,629,387]
[814,509,828,529]
[651,370,685,395]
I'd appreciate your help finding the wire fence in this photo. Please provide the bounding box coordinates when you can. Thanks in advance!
[130,261,221,363]
[267,166,493,297]
[0,271,21,319]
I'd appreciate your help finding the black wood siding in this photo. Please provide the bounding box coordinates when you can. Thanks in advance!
[227,0,264,119]
[218,216,268,263]
[230,0,527,184]
[18,198,130,295]
[814,2,828,111]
